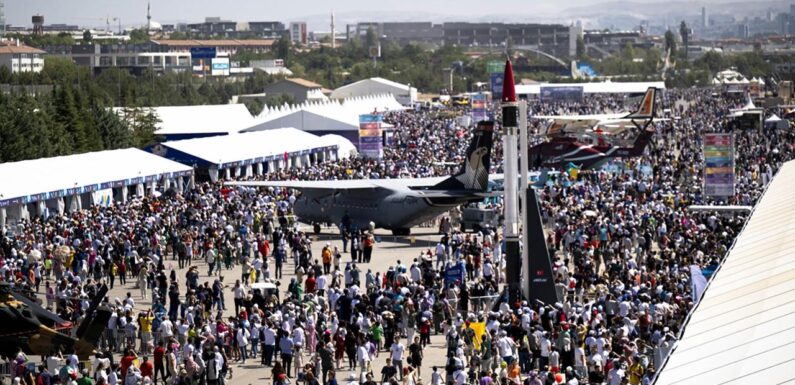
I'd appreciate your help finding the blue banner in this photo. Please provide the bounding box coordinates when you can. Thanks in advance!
[444,261,467,286]
[490,73,504,100]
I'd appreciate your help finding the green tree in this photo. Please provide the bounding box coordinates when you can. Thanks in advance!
[679,21,689,59]
[274,34,292,60]
[664,30,677,58]
[365,27,378,51]
[623,42,636,61]
[129,28,150,45]
[82,30,93,44]
[576,36,586,59]
[95,106,132,149]
[243,99,264,116]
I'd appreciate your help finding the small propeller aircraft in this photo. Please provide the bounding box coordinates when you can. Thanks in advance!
[529,87,661,170]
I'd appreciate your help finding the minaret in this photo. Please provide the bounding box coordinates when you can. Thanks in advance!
[330,11,336,49]
[146,1,152,32]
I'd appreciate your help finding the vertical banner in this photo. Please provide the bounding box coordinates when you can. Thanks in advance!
[703,133,735,197]
[471,94,487,123]
[359,114,383,159]
[490,73,504,100]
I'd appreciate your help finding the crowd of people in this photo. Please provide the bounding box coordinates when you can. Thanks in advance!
[0,88,793,385]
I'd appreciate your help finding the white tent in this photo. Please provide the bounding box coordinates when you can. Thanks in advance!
[320,134,357,159]
[765,114,788,129]
[157,128,340,181]
[0,148,193,225]
[331,77,418,105]
[115,104,256,139]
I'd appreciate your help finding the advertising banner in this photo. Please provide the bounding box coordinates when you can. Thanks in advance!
[471,94,488,123]
[490,73,504,100]
[359,114,383,159]
[211,57,230,76]
[703,133,735,197]
[540,86,584,101]
[487,61,503,74]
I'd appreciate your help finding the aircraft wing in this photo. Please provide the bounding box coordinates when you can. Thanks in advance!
[225,180,382,200]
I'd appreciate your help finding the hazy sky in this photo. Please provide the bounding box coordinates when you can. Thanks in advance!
[5,0,742,29]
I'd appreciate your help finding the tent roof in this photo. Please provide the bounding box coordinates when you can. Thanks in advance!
[118,104,256,135]
[766,114,782,122]
[331,77,415,100]
[320,134,357,158]
[654,159,795,385]
[246,94,405,132]
[159,128,336,166]
[0,148,192,206]
[515,81,665,95]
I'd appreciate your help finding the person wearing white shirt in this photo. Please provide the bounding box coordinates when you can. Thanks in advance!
[316,274,327,294]
[390,337,405,380]
[292,325,305,375]
[357,342,371,376]
[410,264,421,283]
[159,317,174,342]
[497,334,516,364]
[262,324,276,366]
[453,368,467,385]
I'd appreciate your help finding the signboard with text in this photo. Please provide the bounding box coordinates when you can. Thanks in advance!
[540,86,584,101]
[359,114,383,159]
[471,94,487,123]
[703,133,735,197]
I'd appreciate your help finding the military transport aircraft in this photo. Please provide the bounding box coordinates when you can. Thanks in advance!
[227,121,496,235]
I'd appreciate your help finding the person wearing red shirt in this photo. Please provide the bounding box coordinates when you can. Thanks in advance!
[305,273,317,293]
[140,356,154,379]
[154,342,166,384]
[120,349,137,379]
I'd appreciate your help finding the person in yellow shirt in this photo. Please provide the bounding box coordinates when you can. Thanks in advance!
[628,359,645,385]
[139,310,155,355]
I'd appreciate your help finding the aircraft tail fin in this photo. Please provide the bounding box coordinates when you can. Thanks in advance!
[625,87,658,119]
[433,120,495,191]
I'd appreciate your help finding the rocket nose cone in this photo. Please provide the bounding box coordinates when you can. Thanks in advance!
[502,60,516,103]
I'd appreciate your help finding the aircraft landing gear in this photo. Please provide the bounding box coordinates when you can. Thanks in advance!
[313,223,321,235]
[391,228,411,236]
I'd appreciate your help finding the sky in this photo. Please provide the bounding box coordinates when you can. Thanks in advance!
[4,0,748,30]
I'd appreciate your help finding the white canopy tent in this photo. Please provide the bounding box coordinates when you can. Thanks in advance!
[0,148,193,226]
[765,114,789,129]
[331,77,417,105]
[114,104,256,140]
[157,128,341,181]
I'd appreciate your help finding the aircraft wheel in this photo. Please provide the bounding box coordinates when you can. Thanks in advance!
[313,223,321,235]
[391,228,411,236]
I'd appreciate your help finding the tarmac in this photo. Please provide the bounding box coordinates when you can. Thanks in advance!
[48,224,457,385]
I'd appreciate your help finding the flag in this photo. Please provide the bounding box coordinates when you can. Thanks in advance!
[566,162,581,179]
[461,322,487,350]
[690,265,709,303]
